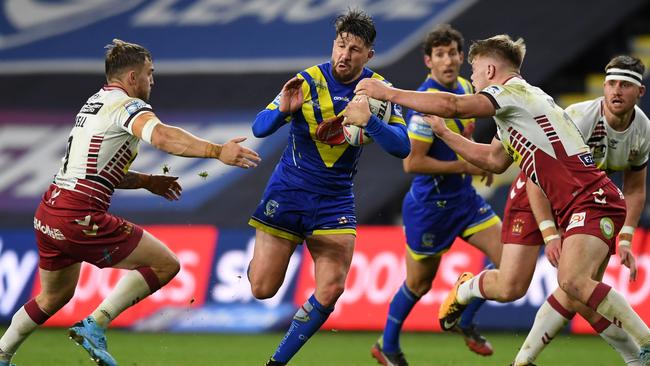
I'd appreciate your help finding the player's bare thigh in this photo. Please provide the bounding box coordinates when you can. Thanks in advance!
[249,229,299,299]
[557,233,610,303]
[113,230,180,284]
[482,243,540,302]
[35,263,81,314]
[305,233,355,307]
[466,222,502,267]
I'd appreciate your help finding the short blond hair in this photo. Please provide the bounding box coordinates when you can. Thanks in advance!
[468,34,526,72]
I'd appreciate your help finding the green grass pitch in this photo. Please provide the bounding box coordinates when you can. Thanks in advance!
[4,327,624,365]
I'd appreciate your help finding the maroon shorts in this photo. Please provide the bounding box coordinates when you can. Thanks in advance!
[34,202,143,271]
[559,180,626,254]
[502,208,543,246]
[501,172,542,246]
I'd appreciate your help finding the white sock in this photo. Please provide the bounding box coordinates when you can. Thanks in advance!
[594,286,650,347]
[91,270,153,328]
[600,323,641,365]
[457,273,485,304]
[0,307,39,357]
[513,299,570,365]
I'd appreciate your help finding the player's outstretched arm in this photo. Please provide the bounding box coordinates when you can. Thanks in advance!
[425,115,511,173]
[131,112,261,169]
[355,78,496,119]
[116,171,182,201]
[342,94,410,158]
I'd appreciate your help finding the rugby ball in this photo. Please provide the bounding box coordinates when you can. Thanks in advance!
[343,97,392,147]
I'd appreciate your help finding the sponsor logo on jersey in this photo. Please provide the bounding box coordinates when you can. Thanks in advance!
[566,212,586,231]
[578,152,595,166]
[599,217,614,239]
[124,99,147,115]
[33,217,66,240]
[80,102,104,115]
[482,85,504,97]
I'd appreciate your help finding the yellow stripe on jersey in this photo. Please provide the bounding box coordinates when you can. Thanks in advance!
[408,132,433,143]
[302,66,348,168]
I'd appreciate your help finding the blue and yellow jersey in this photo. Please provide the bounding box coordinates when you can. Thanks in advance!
[265,62,405,196]
[406,76,476,203]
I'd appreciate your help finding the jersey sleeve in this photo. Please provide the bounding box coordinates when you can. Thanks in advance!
[116,98,153,135]
[407,114,434,143]
[478,84,517,110]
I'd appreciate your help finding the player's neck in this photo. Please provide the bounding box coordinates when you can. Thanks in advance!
[430,75,457,90]
[105,80,132,96]
[603,103,634,132]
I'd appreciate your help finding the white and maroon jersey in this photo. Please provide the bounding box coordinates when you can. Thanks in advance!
[566,97,650,172]
[51,85,152,211]
[483,77,608,215]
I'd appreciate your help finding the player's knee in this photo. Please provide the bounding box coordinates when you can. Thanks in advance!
[557,276,581,299]
[152,253,181,286]
[37,290,74,314]
[405,279,431,297]
[250,283,279,300]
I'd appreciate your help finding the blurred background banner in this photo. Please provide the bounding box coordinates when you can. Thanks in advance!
[0,0,476,74]
[3,0,650,338]
[2,225,650,334]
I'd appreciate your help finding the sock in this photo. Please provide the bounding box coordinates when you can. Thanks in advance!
[91,267,160,328]
[382,282,420,354]
[457,271,487,304]
[0,299,51,358]
[458,263,494,329]
[513,295,574,365]
[271,294,333,363]
[588,282,650,347]
[592,317,641,365]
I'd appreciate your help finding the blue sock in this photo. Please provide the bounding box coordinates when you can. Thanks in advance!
[382,282,420,354]
[271,294,333,363]
[458,262,494,329]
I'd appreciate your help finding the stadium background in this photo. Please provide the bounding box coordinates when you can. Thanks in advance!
[2,0,650,363]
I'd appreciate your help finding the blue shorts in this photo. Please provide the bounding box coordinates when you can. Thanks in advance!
[402,190,500,259]
[249,178,357,243]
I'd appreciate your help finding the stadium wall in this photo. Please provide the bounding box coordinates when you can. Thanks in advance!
[2,225,649,334]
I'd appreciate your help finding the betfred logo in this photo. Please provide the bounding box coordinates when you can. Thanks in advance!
[0,0,476,73]
[293,226,487,331]
[32,225,217,327]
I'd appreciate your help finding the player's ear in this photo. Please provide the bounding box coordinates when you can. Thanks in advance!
[487,64,496,80]
[367,48,375,61]
[458,51,464,64]
[424,54,433,69]
[638,84,646,98]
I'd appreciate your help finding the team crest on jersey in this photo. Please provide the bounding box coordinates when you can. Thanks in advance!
[599,217,614,239]
[124,99,146,115]
[566,212,586,231]
[512,218,524,235]
[264,200,279,218]
[482,85,504,97]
